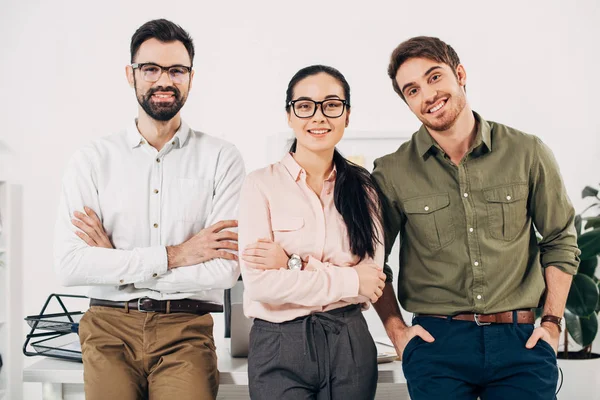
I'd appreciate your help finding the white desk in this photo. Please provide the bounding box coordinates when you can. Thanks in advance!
[23,344,409,400]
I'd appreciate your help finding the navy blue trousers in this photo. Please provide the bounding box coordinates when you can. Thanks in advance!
[402,315,558,400]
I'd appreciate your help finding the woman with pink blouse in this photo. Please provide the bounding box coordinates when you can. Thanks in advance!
[238,65,386,400]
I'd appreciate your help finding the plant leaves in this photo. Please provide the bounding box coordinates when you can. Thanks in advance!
[597,280,600,313]
[578,229,600,260]
[584,216,600,230]
[577,257,598,279]
[565,309,598,347]
[566,274,599,316]
[582,186,599,199]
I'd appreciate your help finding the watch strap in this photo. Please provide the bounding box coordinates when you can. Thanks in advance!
[541,315,562,332]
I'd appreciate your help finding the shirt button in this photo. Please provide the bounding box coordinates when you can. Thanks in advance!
[424,206,430,211]
[469,228,474,233]
[153,223,159,228]
[152,273,158,278]
[172,141,176,145]
[463,192,469,198]
[154,189,159,194]
[119,279,124,284]
[474,261,479,266]
[156,158,160,163]
[506,195,512,200]
[477,295,482,300]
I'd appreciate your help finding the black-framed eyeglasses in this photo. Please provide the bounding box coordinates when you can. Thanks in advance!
[288,99,348,119]
[131,63,192,84]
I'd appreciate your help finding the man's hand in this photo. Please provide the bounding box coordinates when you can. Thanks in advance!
[386,321,435,360]
[355,263,387,303]
[166,220,238,269]
[72,206,113,249]
[525,323,560,354]
[242,238,288,270]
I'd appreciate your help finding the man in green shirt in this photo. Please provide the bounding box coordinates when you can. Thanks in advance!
[372,36,580,400]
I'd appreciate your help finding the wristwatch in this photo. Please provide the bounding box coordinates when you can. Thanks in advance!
[287,254,303,270]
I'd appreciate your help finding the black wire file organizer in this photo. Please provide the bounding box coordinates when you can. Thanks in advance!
[23,293,87,362]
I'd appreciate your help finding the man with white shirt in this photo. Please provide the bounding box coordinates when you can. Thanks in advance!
[54,19,245,400]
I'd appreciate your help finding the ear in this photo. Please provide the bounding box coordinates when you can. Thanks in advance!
[345,108,351,127]
[126,65,135,88]
[188,68,195,91]
[287,112,293,128]
[456,64,467,87]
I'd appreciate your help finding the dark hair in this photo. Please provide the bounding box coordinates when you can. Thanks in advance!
[130,19,195,65]
[388,36,461,101]
[286,65,382,261]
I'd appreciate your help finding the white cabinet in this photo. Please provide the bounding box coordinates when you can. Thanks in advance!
[0,180,12,399]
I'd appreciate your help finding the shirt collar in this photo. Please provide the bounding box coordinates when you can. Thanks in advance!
[281,153,337,182]
[414,111,492,158]
[475,112,492,153]
[127,119,191,149]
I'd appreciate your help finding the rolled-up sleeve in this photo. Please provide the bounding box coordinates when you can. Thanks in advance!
[530,137,580,274]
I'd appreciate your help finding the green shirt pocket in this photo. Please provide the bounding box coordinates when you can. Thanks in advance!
[483,183,528,241]
[403,193,455,252]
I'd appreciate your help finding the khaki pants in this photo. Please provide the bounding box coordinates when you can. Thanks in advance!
[79,305,219,400]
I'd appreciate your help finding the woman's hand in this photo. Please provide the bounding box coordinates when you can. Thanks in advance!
[243,238,289,270]
[354,263,386,303]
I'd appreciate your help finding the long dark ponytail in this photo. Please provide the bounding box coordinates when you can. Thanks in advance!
[286,65,382,261]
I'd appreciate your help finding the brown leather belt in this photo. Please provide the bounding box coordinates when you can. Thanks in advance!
[419,310,534,325]
[90,297,224,315]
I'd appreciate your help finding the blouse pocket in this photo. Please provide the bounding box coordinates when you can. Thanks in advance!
[271,216,305,232]
[483,183,528,241]
[403,193,454,252]
[270,216,305,253]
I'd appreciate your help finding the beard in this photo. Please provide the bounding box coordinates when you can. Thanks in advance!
[419,90,467,132]
[135,81,188,122]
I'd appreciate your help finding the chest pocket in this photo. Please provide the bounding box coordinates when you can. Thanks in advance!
[483,183,529,241]
[271,216,305,252]
[271,217,304,233]
[403,193,455,252]
[177,178,214,222]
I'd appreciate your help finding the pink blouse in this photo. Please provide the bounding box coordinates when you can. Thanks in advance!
[239,153,384,323]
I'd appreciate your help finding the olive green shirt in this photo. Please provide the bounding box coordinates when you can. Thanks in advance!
[372,112,580,315]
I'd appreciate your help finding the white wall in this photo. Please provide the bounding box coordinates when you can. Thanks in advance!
[1,0,599,398]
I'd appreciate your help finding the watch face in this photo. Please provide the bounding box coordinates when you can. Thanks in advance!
[288,255,302,270]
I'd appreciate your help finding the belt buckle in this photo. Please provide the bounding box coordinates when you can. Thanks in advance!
[474,313,491,326]
[137,297,153,312]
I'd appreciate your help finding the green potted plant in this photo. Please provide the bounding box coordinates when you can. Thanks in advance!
[563,184,600,357]
[551,183,600,398]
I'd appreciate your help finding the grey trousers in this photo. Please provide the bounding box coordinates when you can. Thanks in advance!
[248,304,378,400]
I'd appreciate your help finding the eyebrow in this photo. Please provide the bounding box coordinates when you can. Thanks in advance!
[293,94,342,101]
[400,66,444,95]
[135,62,192,68]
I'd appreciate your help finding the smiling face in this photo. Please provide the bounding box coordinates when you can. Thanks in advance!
[287,72,349,155]
[126,38,194,122]
[395,57,467,133]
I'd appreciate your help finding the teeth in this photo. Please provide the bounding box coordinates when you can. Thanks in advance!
[310,129,329,135]
[154,94,172,98]
[429,101,445,113]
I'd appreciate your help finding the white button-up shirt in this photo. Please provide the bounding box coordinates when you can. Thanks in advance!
[54,120,245,304]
